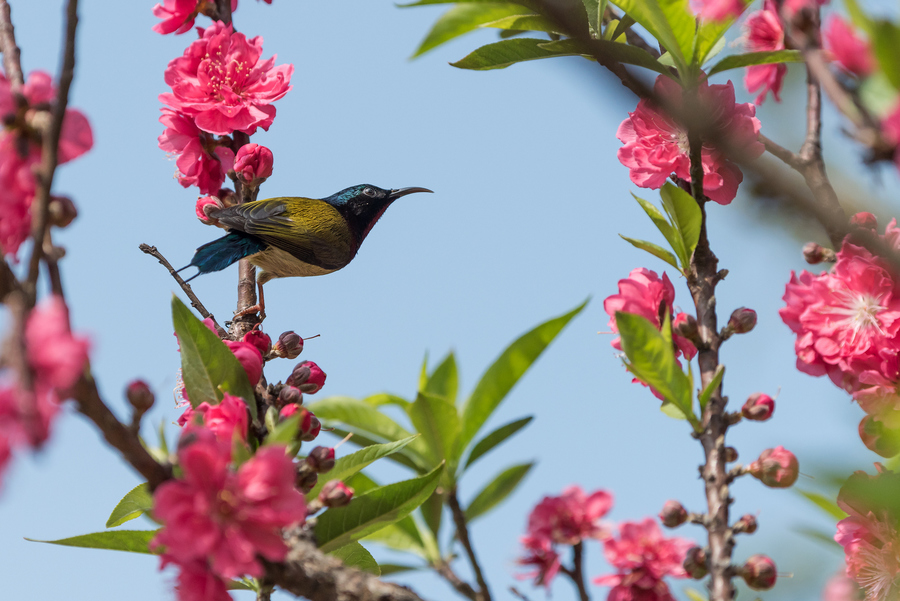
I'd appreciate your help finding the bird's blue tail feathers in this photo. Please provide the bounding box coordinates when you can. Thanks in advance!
[188,232,267,275]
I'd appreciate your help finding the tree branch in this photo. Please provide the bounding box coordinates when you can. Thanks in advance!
[434,560,478,601]
[564,543,590,601]
[0,0,24,92]
[448,489,491,601]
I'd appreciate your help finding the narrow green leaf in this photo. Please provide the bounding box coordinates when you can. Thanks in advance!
[227,580,255,592]
[420,489,445,540]
[331,428,423,473]
[265,414,300,447]
[423,352,459,404]
[345,472,380,495]
[660,182,702,268]
[460,300,587,449]
[696,13,735,64]
[632,194,684,262]
[581,0,607,39]
[859,72,898,118]
[171,296,256,417]
[315,463,444,553]
[379,563,422,575]
[619,236,680,271]
[363,516,428,558]
[306,436,419,501]
[451,38,584,70]
[872,20,900,90]
[609,0,688,69]
[328,542,381,575]
[465,462,533,521]
[587,39,672,76]
[106,483,153,528]
[409,392,461,466]
[482,14,562,35]
[706,49,803,77]
[797,490,848,521]
[843,0,872,35]
[364,393,411,409]
[412,3,529,57]
[684,588,708,601]
[27,530,158,554]
[418,354,429,392]
[698,365,723,411]
[464,416,533,470]
[610,14,636,42]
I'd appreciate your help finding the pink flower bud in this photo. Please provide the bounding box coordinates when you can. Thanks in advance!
[749,446,799,488]
[659,500,688,528]
[296,470,318,493]
[126,379,154,412]
[724,447,738,462]
[850,212,877,230]
[224,340,263,386]
[858,415,900,458]
[195,195,224,225]
[728,307,757,334]
[48,196,77,228]
[288,361,326,394]
[201,317,219,335]
[319,481,354,507]
[273,331,303,359]
[673,312,699,341]
[306,446,335,473]
[233,143,274,186]
[740,554,777,590]
[279,403,299,418]
[278,405,320,441]
[742,393,775,421]
[683,547,708,579]
[733,514,758,534]
[278,385,302,407]
[242,330,271,356]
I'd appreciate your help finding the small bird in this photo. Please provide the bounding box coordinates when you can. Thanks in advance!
[179,184,432,315]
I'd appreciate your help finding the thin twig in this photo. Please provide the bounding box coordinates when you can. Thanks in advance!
[567,543,590,601]
[43,231,64,297]
[138,243,227,338]
[0,0,24,92]
[759,133,801,169]
[434,560,479,601]
[448,490,491,601]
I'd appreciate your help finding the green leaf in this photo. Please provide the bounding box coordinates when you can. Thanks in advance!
[345,472,380,495]
[609,0,691,70]
[106,483,154,528]
[609,14,636,43]
[171,296,256,417]
[328,542,381,575]
[616,312,696,428]
[660,182,702,269]
[363,516,429,558]
[619,235,680,271]
[226,580,255,591]
[696,16,733,64]
[872,20,900,90]
[581,0,607,39]
[797,490,848,521]
[409,392,461,467]
[265,413,300,447]
[482,14,562,35]
[412,3,529,57]
[27,530,158,554]
[859,72,899,118]
[588,39,673,76]
[379,563,422,575]
[331,428,424,473]
[460,300,586,450]
[843,0,872,35]
[315,463,444,553]
[423,352,459,404]
[306,436,420,501]
[465,462,533,521]
[706,49,803,77]
[420,490,445,540]
[697,365,723,412]
[684,588,708,601]
[464,416,533,470]
[363,393,411,409]
[451,38,584,70]
[632,193,683,262]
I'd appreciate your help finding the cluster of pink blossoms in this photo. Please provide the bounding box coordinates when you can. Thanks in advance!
[616,75,763,205]
[742,0,787,105]
[0,71,93,258]
[156,16,291,195]
[0,296,89,487]
[780,215,900,425]
[152,0,271,36]
[517,486,692,600]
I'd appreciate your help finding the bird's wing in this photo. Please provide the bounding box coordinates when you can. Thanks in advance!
[211,198,354,270]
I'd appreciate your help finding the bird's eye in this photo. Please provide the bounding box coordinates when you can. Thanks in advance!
[363,187,377,197]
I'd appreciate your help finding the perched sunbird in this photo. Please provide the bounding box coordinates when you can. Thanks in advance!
[179,184,432,315]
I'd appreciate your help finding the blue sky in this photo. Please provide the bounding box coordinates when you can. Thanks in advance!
[1,1,895,600]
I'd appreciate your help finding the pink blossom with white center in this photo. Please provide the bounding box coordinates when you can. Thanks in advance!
[743,1,787,105]
[824,16,875,78]
[159,108,235,195]
[526,486,613,545]
[159,22,293,135]
[151,432,307,579]
[515,535,562,589]
[594,518,693,601]
[616,75,763,205]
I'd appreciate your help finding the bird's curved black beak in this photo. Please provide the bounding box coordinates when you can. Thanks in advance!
[389,187,433,200]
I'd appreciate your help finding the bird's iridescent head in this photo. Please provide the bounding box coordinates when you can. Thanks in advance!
[324,184,432,243]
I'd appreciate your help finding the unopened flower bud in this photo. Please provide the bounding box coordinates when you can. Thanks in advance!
[242,330,271,356]
[296,469,318,493]
[273,331,303,359]
[850,212,877,230]
[319,480,354,507]
[742,393,775,421]
[724,447,738,462]
[306,446,336,473]
[233,143,274,186]
[673,312,699,341]
[728,307,757,334]
[733,514,758,534]
[48,196,77,228]
[278,385,303,407]
[218,188,238,208]
[802,242,836,264]
[288,361,327,394]
[126,379,154,413]
[195,195,224,225]
[740,554,777,590]
[749,446,799,488]
[858,415,900,458]
[659,500,688,528]
[279,405,321,441]
[683,547,708,579]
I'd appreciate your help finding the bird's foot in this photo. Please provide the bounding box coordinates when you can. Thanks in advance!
[234,304,266,322]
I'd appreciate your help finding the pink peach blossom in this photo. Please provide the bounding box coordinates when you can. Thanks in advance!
[743,1,786,105]
[26,296,90,392]
[159,108,235,195]
[526,485,613,545]
[152,0,202,35]
[824,16,875,78]
[224,340,263,386]
[159,22,293,135]
[178,393,249,444]
[516,535,562,588]
[151,432,306,579]
[616,76,763,205]
[174,561,232,601]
